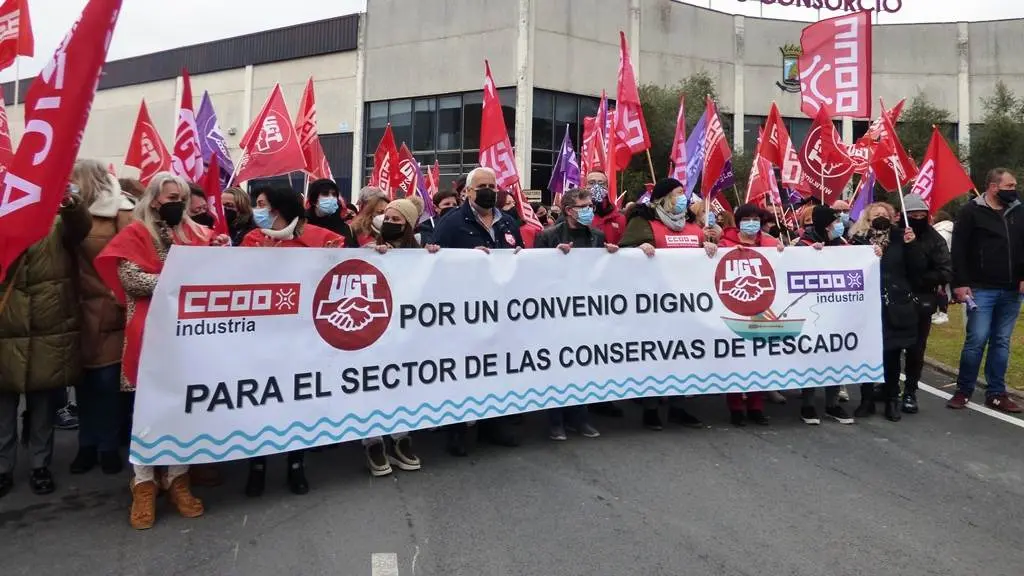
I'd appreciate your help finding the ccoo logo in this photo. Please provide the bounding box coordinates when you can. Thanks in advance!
[312,260,393,350]
[714,249,777,317]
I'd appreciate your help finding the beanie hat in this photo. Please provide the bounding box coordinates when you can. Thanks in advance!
[387,197,423,228]
[812,205,838,236]
[903,193,929,213]
[651,178,685,202]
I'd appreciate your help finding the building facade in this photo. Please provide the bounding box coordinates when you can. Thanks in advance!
[4,0,1022,200]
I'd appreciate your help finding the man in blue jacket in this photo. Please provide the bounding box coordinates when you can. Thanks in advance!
[432,167,523,456]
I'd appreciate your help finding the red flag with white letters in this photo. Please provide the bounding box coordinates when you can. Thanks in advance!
[396,143,418,198]
[614,31,650,160]
[910,126,973,215]
[0,0,33,71]
[370,123,400,199]
[480,60,541,230]
[799,11,872,119]
[0,94,12,170]
[296,77,333,180]
[759,102,806,193]
[668,95,687,185]
[797,106,854,204]
[869,101,918,192]
[0,0,122,281]
[125,100,172,186]
[172,68,204,182]
[428,160,440,196]
[701,96,732,201]
[233,84,306,184]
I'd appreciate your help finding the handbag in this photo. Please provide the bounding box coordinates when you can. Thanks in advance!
[883,283,919,330]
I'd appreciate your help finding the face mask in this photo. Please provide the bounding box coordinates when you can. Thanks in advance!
[997,189,1018,205]
[318,196,339,215]
[158,201,185,227]
[740,220,761,236]
[223,208,238,226]
[588,183,609,204]
[673,195,688,215]
[706,212,717,228]
[871,216,891,231]
[538,214,549,225]
[440,206,456,217]
[840,213,851,226]
[372,214,385,231]
[192,212,215,228]
[253,207,275,230]
[474,188,497,210]
[830,221,845,239]
[576,207,595,226]
[380,221,405,242]
[908,218,929,234]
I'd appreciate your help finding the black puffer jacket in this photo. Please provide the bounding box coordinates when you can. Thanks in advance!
[951,194,1024,291]
[908,224,953,309]
[852,228,929,350]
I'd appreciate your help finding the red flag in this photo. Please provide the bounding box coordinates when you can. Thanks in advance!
[479,60,541,230]
[428,160,440,196]
[370,123,399,199]
[606,108,620,207]
[0,0,33,71]
[759,102,805,192]
[172,68,204,182]
[746,154,781,209]
[668,95,687,185]
[201,154,229,237]
[909,127,973,215]
[124,100,172,186]
[0,94,12,170]
[296,77,333,180]
[799,11,872,119]
[396,143,418,198]
[233,84,306,184]
[580,116,605,179]
[797,106,854,204]
[870,101,918,192]
[701,96,732,201]
[846,98,905,175]
[614,31,650,156]
[0,0,122,281]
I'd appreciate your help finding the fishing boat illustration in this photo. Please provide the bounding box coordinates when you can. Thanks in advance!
[722,294,808,340]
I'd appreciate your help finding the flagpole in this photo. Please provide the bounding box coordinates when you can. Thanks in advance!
[893,156,909,225]
[644,149,657,184]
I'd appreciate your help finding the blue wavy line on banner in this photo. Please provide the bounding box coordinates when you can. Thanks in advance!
[130,365,882,464]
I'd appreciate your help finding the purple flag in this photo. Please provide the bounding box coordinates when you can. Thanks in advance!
[548,125,581,203]
[709,159,735,199]
[411,155,436,224]
[196,91,235,188]
[683,111,708,200]
[850,169,874,222]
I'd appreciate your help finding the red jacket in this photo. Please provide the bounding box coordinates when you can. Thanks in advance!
[719,227,778,248]
[593,211,626,246]
[240,223,344,248]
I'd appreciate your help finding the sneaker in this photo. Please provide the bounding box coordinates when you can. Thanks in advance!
[800,406,821,425]
[946,391,970,410]
[825,405,855,424]
[29,467,55,495]
[901,393,919,414]
[837,386,850,403]
[575,423,601,438]
[985,394,1023,414]
[642,409,664,431]
[365,441,393,477]
[390,437,422,471]
[55,405,78,430]
[931,311,949,325]
[549,424,568,441]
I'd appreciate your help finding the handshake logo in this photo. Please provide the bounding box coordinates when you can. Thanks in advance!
[312,260,394,351]
[714,249,778,318]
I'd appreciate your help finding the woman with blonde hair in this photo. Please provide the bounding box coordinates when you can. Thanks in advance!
[94,172,228,530]
[221,186,256,246]
[69,159,136,476]
[350,186,389,246]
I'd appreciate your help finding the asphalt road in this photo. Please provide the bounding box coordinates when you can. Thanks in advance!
[2,365,1022,576]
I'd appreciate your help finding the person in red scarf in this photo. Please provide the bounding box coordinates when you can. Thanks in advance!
[94,172,229,530]
[619,178,716,431]
[586,170,626,246]
[238,186,343,497]
[718,204,786,427]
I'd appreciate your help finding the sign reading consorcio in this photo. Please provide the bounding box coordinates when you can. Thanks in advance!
[737,0,903,14]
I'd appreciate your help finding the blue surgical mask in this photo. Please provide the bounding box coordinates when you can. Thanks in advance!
[253,207,274,230]
[317,196,339,215]
[674,195,688,215]
[740,220,761,236]
[831,221,845,239]
[707,212,717,227]
[576,206,594,226]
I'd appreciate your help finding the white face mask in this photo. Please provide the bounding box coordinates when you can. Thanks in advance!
[372,214,385,231]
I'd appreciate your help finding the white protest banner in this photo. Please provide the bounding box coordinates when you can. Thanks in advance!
[131,246,883,465]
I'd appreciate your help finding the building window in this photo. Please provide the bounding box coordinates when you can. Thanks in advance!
[743,115,766,154]
[366,102,388,153]
[413,98,436,152]
[532,89,601,203]
[438,96,462,151]
[389,99,412,151]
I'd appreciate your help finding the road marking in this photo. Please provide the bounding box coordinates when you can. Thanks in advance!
[918,381,1024,430]
[372,553,400,576]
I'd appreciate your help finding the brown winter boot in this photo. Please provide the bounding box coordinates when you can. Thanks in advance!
[166,473,204,518]
[129,480,158,530]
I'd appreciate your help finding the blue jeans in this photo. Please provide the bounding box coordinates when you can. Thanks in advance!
[957,289,1022,398]
[76,364,123,452]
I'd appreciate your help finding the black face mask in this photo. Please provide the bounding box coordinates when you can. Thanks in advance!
[538,214,548,225]
[594,199,613,216]
[223,208,238,227]
[439,206,456,217]
[380,222,405,242]
[908,218,929,234]
[473,188,497,210]
[997,189,1019,205]
[192,212,215,228]
[871,216,891,231]
[158,201,185,226]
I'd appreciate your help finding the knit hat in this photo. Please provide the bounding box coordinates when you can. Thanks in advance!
[811,205,838,236]
[903,193,929,213]
[387,196,424,228]
[651,178,685,202]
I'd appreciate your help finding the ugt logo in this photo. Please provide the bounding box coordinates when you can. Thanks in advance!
[714,249,777,317]
[313,260,393,351]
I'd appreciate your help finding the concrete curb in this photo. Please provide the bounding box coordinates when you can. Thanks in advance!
[923,356,1024,401]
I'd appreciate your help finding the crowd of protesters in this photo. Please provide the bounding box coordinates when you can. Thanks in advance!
[0,161,1020,530]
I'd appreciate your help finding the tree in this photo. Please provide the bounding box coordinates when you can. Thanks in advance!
[895,93,954,162]
[970,81,1024,190]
